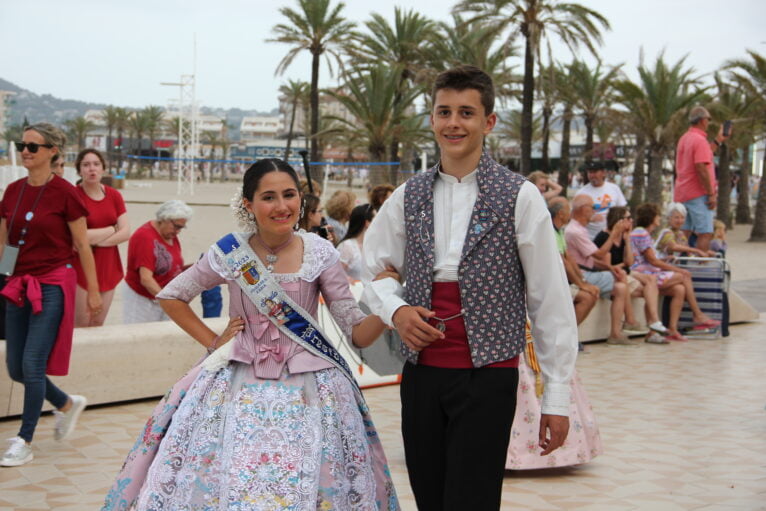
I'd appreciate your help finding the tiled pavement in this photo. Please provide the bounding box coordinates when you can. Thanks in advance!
[1,316,764,510]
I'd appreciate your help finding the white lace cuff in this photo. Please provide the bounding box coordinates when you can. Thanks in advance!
[328,298,366,342]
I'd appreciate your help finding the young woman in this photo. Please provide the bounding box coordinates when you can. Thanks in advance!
[595,207,669,342]
[337,203,375,283]
[71,149,130,326]
[630,203,719,341]
[102,158,399,510]
[297,193,335,244]
[0,123,101,467]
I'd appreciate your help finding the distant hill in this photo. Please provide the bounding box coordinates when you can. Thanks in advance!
[0,77,278,140]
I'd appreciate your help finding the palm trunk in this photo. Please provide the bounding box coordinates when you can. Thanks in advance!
[285,99,297,161]
[520,35,535,175]
[107,126,114,172]
[716,144,732,227]
[149,135,155,179]
[541,105,551,173]
[646,142,664,206]
[310,52,320,164]
[117,127,124,172]
[629,133,646,208]
[749,150,766,241]
[368,144,388,186]
[558,104,573,196]
[584,114,594,162]
[736,147,752,224]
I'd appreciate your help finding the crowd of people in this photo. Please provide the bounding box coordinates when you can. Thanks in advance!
[0,69,735,511]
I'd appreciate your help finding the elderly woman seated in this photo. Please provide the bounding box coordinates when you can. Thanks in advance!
[655,202,715,261]
[123,200,192,323]
[630,203,719,341]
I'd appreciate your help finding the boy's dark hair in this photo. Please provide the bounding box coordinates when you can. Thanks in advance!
[431,65,495,115]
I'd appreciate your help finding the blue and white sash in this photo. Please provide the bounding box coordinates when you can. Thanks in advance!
[213,232,362,397]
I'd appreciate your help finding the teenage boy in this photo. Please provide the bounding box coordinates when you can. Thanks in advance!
[363,65,578,510]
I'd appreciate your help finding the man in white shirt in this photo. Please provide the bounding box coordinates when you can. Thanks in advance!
[363,66,578,510]
[575,160,628,239]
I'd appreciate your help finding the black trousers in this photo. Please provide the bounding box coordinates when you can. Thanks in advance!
[400,362,519,511]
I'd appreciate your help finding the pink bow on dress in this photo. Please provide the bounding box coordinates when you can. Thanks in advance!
[253,315,283,362]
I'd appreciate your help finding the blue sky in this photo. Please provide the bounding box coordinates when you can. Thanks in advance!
[1,0,764,112]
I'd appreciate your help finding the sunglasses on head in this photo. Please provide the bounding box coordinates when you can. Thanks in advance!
[15,142,54,153]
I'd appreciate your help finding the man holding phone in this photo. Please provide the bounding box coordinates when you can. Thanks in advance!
[674,106,731,253]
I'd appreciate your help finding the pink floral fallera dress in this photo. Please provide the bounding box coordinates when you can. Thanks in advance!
[102,232,399,511]
[506,328,603,469]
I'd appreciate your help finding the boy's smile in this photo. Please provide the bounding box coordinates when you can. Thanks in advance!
[431,88,496,177]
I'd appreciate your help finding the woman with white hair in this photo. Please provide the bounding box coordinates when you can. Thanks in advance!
[123,200,192,323]
[655,202,714,261]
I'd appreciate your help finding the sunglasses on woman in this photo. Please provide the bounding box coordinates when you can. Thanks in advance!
[15,142,54,153]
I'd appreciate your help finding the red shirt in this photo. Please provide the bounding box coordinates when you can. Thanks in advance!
[0,176,88,276]
[71,185,127,291]
[125,221,183,299]
[674,126,716,203]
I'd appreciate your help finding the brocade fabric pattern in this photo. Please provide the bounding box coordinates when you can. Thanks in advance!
[103,232,398,510]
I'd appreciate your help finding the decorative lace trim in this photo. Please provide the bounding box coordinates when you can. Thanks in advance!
[156,270,207,303]
[207,231,340,283]
[328,298,366,341]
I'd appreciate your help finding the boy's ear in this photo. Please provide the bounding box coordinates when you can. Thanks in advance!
[484,112,498,134]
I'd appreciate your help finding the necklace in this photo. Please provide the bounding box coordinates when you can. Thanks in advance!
[432,312,464,333]
[253,233,295,271]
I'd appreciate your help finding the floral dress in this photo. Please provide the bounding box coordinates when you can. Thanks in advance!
[102,231,399,511]
[505,327,603,469]
[629,227,675,286]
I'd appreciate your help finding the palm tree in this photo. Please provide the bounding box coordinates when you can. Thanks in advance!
[279,79,309,161]
[726,50,766,241]
[127,110,151,177]
[103,106,121,170]
[498,109,543,171]
[708,73,761,227]
[536,63,559,173]
[426,13,518,103]
[142,106,165,178]
[568,59,622,162]
[113,107,131,173]
[326,64,427,185]
[64,116,96,152]
[269,0,356,164]
[454,0,610,174]
[355,8,437,164]
[613,52,705,205]
[555,62,577,195]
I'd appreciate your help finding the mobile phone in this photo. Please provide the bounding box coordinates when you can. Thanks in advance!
[723,120,732,137]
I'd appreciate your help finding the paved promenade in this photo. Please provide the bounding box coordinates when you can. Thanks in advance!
[1,179,764,510]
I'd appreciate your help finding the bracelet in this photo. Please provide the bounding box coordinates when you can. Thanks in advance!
[206,335,221,355]
[712,139,720,147]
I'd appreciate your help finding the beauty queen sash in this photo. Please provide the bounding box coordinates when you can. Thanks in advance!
[212,232,363,397]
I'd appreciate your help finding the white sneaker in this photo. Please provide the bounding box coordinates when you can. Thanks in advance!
[54,395,87,441]
[0,436,33,467]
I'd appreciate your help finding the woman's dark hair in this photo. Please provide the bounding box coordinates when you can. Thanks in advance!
[606,206,628,231]
[369,184,395,211]
[635,203,660,229]
[341,204,375,243]
[242,158,300,201]
[299,194,321,231]
[75,148,107,174]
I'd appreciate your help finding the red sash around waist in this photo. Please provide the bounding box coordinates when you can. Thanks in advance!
[418,282,519,369]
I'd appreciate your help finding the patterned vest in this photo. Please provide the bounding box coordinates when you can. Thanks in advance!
[403,152,528,367]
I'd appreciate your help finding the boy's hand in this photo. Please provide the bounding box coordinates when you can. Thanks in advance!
[392,306,444,351]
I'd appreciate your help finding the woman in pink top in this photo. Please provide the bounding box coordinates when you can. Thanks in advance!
[102,158,400,510]
[72,149,130,326]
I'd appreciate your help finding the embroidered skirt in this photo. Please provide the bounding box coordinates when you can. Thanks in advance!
[505,352,603,470]
[102,361,399,510]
